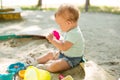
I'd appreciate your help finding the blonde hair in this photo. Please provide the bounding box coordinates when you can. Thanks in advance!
[55,4,80,22]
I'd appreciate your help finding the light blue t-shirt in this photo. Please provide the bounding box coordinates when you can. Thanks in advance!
[62,26,85,57]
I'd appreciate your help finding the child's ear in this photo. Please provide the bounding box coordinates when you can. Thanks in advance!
[66,20,72,25]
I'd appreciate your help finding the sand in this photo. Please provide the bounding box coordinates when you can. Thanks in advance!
[0,10,120,80]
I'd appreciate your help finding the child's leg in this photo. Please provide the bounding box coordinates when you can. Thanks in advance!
[37,52,57,64]
[46,59,71,72]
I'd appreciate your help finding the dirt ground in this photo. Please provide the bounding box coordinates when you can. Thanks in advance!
[0,10,120,80]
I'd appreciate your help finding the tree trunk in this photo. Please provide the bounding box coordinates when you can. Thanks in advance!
[85,0,90,12]
[1,0,3,9]
[37,0,42,7]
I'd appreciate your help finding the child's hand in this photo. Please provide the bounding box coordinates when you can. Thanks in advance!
[46,33,54,42]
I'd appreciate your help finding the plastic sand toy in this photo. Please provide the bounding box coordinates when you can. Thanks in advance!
[59,74,64,80]
[7,62,26,74]
[53,30,60,40]
[18,70,26,79]
[0,73,14,80]
[24,66,51,80]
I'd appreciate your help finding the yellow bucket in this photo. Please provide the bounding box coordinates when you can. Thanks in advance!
[24,66,51,80]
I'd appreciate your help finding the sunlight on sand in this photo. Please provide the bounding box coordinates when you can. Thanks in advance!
[0,58,18,73]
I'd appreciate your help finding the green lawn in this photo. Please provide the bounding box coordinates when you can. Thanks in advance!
[21,5,120,14]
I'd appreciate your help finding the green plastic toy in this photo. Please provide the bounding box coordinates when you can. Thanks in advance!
[0,73,14,80]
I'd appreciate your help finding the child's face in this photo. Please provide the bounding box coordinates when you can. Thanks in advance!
[55,15,70,32]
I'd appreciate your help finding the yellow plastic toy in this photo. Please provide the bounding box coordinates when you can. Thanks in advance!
[18,70,26,79]
[62,75,74,80]
[24,66,51,80]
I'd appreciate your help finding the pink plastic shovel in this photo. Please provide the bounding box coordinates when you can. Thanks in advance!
[53,30,60,40]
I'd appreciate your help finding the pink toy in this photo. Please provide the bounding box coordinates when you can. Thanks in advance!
[53,30,60,40]
[58,74,64,80]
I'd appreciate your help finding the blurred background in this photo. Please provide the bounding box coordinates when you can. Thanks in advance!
[1,0,120,7]
[1,0,120,14]
[0,0,120,80]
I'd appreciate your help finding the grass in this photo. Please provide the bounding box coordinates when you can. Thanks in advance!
[79,6,120,14]
[21,5,120,14]
[21,6,56,11]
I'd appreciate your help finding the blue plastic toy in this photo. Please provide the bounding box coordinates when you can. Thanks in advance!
[0,62,26,80]
[7,62,26,74]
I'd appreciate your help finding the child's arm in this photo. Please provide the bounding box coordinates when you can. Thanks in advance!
[46,33,73,51]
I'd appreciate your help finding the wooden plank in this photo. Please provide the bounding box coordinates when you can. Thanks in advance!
[83,61,116,80]
[0,28,54,40]
[16,28,54,38]
[0,8,22,20]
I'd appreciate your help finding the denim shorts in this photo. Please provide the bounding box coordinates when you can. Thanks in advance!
[58,53,85,68]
